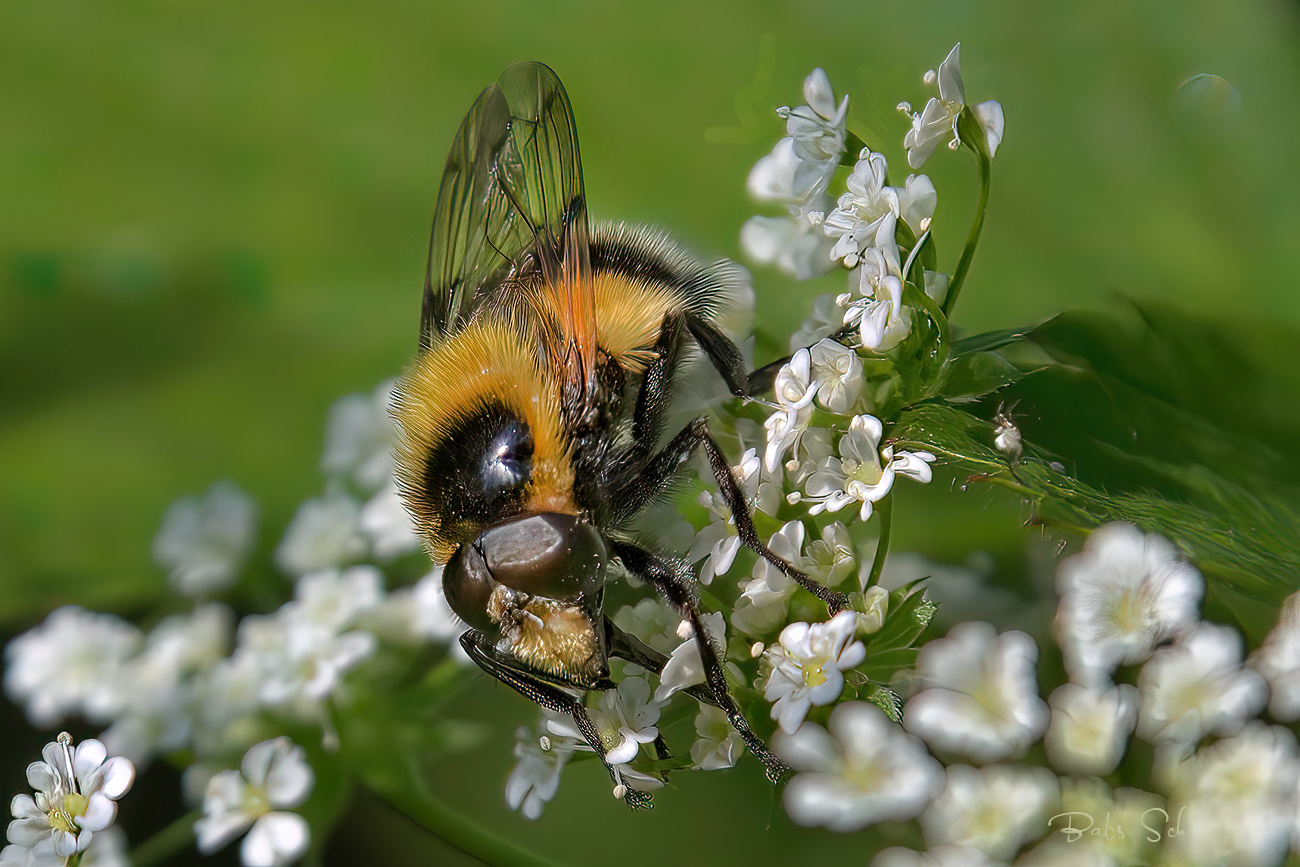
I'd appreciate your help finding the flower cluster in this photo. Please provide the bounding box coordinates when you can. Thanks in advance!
[3,381,469,867]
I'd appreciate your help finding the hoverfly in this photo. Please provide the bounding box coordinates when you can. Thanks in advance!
[392,62,848,808]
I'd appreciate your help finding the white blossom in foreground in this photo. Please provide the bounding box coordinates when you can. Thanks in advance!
[1136,622,1267,746]
[808,338,864,414]
[358,479,420,561]
[920,764,1059,862]
[101,603,232,764]
[1249,592,1300,721]
[762,348,818,473]
[843,245,911,353]
[1028,778,1161,867]
[822,150,898,267]
[735,446,784,517]
[799,414,934,521]
[1164,722,1298,867]
[612,598,681,655]
[691,705,745,770]
[731,521,804,637]
[1055,523,1203,686]
[195,738,314,867]
[775,702,943,832]
[4,607,141,727]
[873,845,997,867]
[320,379,397,493]
[790,293,849,351]
[655,612,725,702]
[740,207,839,281]
[687,490,743,585]
[1043,682,1139,777]
[152,480,258,596]
[547,676,665,769]
[904,621,1048,763]
[505,722,574,821]
[749,69,847,213]
[3,734,135,864]
[274,490,368,576]
[764,611,866,734]
[902,43,1004,168]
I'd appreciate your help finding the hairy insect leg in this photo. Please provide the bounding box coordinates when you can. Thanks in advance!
[458,630,654,810]
[611,542,791,784]
[605,617,720,710]
[612,417,849,612]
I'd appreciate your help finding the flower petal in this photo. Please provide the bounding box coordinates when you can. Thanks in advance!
[79,793,117,832]
[241,813,310,867]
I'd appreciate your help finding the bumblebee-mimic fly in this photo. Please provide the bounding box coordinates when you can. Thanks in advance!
[392,62,849,809]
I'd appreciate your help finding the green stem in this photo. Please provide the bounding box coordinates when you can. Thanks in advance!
[389,786,566,867]
[941,148,992,318]
[865,495,893,589]
[128,810,200,867]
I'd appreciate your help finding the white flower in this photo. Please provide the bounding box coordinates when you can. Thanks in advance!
[904,621,1049,763]
[896,173,939,236]
[235,572,382,721]
[790,293,849,351]
[612,598,681,655]
[152,480,258,596]
[545,677,666,781]
[783,68,850,167]
[845,250,911,353]
[902,44,1004,168]
[505,722,574,821]
[804,521,857,587]
[740,210,839,281]
[809,339,863,414]
[775,702,943,832]
[195,738,313,867]
[655,612,725,702]
[1165,722,1298,867]
[100,603,233,764]
[1027,778,1161,867]
[4,607,141,727]
[1055,522,1204,686]
[274,490,367,576]
[748,69,847,212]
[1249,592,1300,721]
[921,764,1059,862]
[801,414,934,521]
[358,479,420,561]
[691,705,745,770]
[1043,682,1139,777]
[320,379,397,493]
[872,846,997,867]
[735,446,785,517]
[4,735,135,864]
[189,652,266,758]
[76,826,128,867]
[764,611,866,734]
[1136,622,1267,746]
[687,491,743,585]
[732,522,805,638]
[858,585,890,634]
[823,150,899,267]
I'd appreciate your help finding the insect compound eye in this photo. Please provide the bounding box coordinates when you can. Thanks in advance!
[423,404,535,531]
[477,513,607,603]
[443,543,497,634]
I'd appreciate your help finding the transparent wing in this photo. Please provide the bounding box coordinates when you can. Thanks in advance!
[421,61,594,376]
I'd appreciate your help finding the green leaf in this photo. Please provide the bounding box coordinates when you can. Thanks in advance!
[866,586,937,653]
[938,350,1025,403]
[862,684,904,723]
[860,647,919,682]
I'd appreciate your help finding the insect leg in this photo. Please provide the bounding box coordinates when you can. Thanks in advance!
[611,417,849,612]
[605,617,720,709]
[625,312,686,468]
[610,541,790,783]
[458,630,653,810]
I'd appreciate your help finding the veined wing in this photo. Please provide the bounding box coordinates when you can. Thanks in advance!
[420,62,595,391]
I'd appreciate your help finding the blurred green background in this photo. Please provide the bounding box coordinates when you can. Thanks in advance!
[3,0,1299,863]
